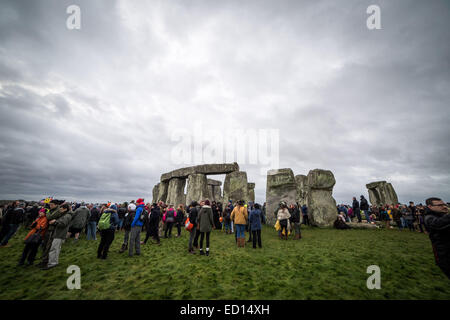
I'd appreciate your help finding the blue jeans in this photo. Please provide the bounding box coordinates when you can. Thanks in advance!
[87,221,97,240]
[235,224,245,238]
[118,219,123,230]
[364,210,370,223]
[224,221,231,232]
[0,224,19,245]
[400,217,406,228]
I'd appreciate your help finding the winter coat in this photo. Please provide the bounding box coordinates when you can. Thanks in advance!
[10,208,25,225]
[149,207,161,226]
[197,205,214,233]
[123,210,135,231]
[290,207,301,223]
[89,207,100,222]
[53,210,73,239]
[249,209,262,231]
[352,200,360,210]
[46,206,63,234]
[24,215,48,240]
[131,204,145,227]
[175,209,184,223]
[188,206,199,227]
[424,208,450,271]
[277,208,291,221]
[70,206,90,229]
[117,207,127,220]
[230,206,248,225]
[360,198,369,210]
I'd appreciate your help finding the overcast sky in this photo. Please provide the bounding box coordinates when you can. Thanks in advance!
[0,0,449,205]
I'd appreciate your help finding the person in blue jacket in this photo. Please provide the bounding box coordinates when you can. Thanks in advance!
[249,203,262,249]
[129,198,145,256]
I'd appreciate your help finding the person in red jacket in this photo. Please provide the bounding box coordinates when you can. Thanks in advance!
[18,208,48,266]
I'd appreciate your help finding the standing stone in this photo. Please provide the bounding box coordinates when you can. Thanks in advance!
[247,183,255,203]
[166,178,186,207]
[223,171,249,205]
[295,175,309,206]
[213,186,223,203]
[366,181,398,207]
[186,174,208,205]
[152,183,160,204]
[266,169,297,225]
[306,169,337,227]
[157,180,169,203]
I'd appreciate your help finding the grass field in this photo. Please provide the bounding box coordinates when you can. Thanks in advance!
[0,225,449,300]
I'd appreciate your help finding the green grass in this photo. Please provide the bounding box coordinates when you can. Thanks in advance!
[0,225,449,300]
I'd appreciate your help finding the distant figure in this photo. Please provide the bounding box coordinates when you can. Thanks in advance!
[248,203,263,248]
[423,197,450,279]
[197,200,214,256]
[360,196,370,223]
[301,204,310,226]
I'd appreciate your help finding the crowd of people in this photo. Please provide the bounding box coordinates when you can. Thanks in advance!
[0,196,448,279]
[333,195,433,233]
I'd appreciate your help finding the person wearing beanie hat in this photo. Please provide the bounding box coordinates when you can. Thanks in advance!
[129,198,145,256]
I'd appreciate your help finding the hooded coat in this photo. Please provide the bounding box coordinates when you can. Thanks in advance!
[197,205,214,233]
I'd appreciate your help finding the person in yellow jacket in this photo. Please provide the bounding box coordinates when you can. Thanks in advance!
[230,200,248,247]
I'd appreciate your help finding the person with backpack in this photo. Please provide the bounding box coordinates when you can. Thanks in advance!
[42,203,73,270]
[129,198,145,256]
[87,205,100,240]
[249,203,262,249]
[197,200,214,256]
[18,208,48,266]
[163,205,177,238]
[187,201,199,254]
[97,203,119,260]
[175,204,185,238]
[120,203,136,253]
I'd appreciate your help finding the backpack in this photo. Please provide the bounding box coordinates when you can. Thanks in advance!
[98,211,111,230]
[166,209,175,223]
[139,208,147,222]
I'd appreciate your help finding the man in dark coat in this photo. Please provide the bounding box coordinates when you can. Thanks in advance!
[424,197,450,279]
[360,195,370,223]
[352,197,361,223]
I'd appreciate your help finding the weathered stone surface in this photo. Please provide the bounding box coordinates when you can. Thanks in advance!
[295,174,309,206]
[366,181,398,206]
[247,183,255,203]
[156,180,169,203]
[207,179,222,186]
[223,171,249,205]
[213,186,223,203]
[347,222,379,229]
[161,163,239,182]
[306,169,337,227]
[166,178,186,207]
[152,183,160,204]
[186,174,208,205]
[266,169,297,225]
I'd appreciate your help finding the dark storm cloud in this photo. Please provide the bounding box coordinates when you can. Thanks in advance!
[0,0,449,204]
